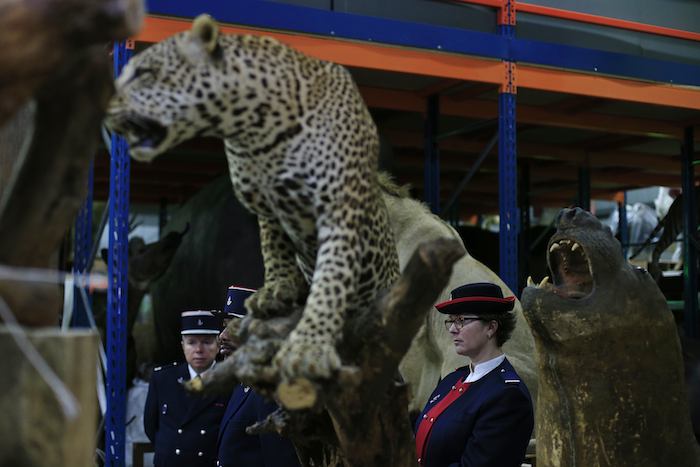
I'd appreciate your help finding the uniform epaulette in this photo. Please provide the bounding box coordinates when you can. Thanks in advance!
[498,366,521,384]
[153,361,178,372]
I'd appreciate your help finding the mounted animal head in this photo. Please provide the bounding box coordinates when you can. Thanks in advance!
[521,207,666,345]
[105,14,299,162]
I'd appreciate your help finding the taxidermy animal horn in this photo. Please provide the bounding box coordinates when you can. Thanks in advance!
[191,14,219,53]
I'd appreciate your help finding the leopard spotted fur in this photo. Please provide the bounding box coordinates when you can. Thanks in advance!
[106,15,399,380]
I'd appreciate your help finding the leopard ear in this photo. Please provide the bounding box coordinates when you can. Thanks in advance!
[191,14,219,54]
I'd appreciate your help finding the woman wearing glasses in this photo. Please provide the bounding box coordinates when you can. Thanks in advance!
[414,282,534,467]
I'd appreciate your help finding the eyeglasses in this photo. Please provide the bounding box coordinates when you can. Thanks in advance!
[444,316,483,331]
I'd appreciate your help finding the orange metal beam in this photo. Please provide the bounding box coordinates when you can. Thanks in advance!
[518,65,700,112]
[517,2,700,43]
[453,0,502,8]
[383,129,680,172]
[404,170,679,197]
[452,0,700,42]
[135,16,504,84]
[135,16,700,112]
[361,87,683,139]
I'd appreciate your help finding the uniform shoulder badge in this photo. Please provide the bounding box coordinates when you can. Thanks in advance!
[153,362,178,372]
[499,367,520,384]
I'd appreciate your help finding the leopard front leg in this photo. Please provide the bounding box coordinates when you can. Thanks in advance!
[272,222,362,381]
[245,216,309,319]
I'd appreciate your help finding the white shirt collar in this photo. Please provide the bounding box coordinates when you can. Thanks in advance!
[188,361,215,380]
[465,354,505,383]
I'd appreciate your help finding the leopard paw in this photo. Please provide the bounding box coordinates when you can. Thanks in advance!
[231,339,280,385]
[245,279,307,319]
[273,334,341,380]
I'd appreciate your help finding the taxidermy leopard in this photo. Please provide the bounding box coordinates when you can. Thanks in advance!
[106,15,399,381]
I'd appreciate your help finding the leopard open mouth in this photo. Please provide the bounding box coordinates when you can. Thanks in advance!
[120,114,167,151]
[528,237,594,299]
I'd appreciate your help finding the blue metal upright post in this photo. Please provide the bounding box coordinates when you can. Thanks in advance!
[518,161,530,293]
[424,94,440,214]
[578,166,591,212]
[682,126,698,338]
[72,161,94,327]
[618,193,628,258]
[106,40,132,467]
[498,1,519,293]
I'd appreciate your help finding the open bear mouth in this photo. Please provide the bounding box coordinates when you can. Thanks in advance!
[121,114,167,150]
[528,238,594,299]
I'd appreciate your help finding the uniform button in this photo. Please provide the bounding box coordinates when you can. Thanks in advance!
[200,429,206,435]
[177,429,183,434]
[175,449,181,455]
[451,385,455,390]
[422,414,427,419]
[429,417,434,423]
[459,388,463,392]
[418,457,422,463]
[198,451,204,457]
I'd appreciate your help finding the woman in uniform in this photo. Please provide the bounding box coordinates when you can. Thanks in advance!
[415,282,534,467]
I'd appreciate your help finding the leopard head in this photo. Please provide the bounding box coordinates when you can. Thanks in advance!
[105,14,228,161]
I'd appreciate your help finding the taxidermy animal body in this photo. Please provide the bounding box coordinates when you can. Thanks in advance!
[521,207,700,467]
[106,15,399,381]
[143,175,538,413]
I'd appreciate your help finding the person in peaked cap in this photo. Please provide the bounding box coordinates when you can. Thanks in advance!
[217,286,256,360]
[144,310,229,467]
[414,282,534,467]
[216,286,300,467]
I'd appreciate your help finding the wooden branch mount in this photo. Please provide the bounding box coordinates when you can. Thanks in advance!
[194,237,465,466]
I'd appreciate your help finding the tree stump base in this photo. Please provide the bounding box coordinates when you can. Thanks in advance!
[0,327,98,467]
[194,238,466,466]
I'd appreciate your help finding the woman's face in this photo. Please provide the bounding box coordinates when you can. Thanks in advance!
[446,314,493,357]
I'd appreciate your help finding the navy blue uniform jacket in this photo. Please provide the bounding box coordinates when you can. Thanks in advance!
[217,384,300,467]
[415,358,533,467]
[144,363,228,467]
